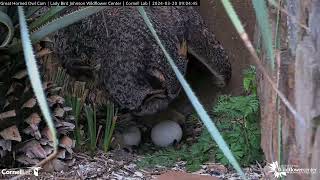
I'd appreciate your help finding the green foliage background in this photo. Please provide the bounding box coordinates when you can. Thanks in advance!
[138,66,263,171]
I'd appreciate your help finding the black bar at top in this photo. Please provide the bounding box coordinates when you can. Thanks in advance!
[0,0,200,6]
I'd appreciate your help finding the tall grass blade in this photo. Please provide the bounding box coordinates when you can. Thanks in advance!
[66,96,82,148]
[84,105,97,155]
[137,6,246,179]
[103,102,116,152]
[105,118,116,152]
[92,105,97,153]
[18,5,57,151]
[274,3,283,176]
[274,0,282,50]
[221,0,306,128]
[252,0,275,70]
[267,0,309,32]
[13,7,58,179]
[50,66,69,89]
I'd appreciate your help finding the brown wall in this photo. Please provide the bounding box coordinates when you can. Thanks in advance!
[199,0,256,96]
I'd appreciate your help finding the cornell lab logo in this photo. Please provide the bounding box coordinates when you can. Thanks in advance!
[30,167,41,176]
[1,167,42,177]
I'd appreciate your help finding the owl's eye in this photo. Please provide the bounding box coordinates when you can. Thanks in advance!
[145,69,165,89]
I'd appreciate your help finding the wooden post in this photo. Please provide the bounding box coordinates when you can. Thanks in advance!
[258,0,320,179]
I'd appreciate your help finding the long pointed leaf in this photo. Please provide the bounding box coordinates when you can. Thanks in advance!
[0,10,14,47]
[220,0,305,128]
[17,6,58,150]
[10,6,107,53]
[137,6,246,179]
[26,6,42,18]
[31,6,106,43]
[252,0,275,70]
[104,102,113,152]
[29,6,67,30]
[0,6,7,13]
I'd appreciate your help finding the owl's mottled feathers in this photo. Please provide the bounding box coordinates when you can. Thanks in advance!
[52,7,231,116]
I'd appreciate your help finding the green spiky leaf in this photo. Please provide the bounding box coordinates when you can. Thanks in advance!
[0,10,14,47]
[10,6,107,53]
[17,6,58,150]
[29,6,67,30]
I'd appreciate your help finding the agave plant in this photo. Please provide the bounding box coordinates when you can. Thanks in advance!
[0,6,107,171]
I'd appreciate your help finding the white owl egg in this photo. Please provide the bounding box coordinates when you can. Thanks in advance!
[151,120,183,147]
[122,126,141,146]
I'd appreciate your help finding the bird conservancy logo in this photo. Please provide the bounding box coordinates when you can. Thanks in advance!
[267,161,317,178]
[1,167,41,177]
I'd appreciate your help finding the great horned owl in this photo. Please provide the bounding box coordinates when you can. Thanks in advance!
[52,6,231,116]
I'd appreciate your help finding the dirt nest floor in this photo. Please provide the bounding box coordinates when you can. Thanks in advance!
[12,150,263,180]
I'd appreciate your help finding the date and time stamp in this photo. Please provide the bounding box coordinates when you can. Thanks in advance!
[0,0,200,6]
[150,1,199,6]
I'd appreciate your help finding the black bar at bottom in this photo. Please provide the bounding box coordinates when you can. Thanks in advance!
[0,0,200,6]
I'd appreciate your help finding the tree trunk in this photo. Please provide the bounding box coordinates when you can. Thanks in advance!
[258,0,320,179]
